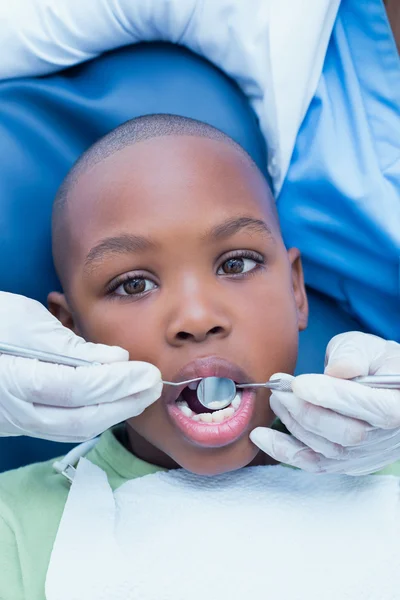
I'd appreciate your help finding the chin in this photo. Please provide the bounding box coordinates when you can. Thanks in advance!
[175,439,261,476]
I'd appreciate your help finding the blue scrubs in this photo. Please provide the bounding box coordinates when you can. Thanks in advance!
[279,0,400,340]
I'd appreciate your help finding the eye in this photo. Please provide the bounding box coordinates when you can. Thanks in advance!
[113,277,157,296]
[217,252,263,276]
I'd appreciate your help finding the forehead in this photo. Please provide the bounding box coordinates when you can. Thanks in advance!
[66,135,276,259]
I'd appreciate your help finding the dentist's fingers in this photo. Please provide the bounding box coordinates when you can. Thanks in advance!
[249,426,383,475]
[324,332,388,378]
[271,390,371,446]
[292,374,400,429]
[269,394,348,458]
[0,355,161,408]
[0,390,161,443]
[250,427,326,473]
[273,392,400,455]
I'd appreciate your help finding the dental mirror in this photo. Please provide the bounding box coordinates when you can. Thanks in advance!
[196,377,236,410]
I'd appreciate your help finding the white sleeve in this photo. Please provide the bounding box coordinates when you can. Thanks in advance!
[0,0,199,77]
[0,0,340,192]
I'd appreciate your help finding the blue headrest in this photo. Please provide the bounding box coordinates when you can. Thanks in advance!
[0,42,267,304]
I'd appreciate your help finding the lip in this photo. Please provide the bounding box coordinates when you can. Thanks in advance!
[163,356,257,449]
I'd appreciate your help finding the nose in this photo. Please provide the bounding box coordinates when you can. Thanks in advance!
[165,280,232,346]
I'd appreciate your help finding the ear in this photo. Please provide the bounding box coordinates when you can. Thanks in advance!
[48,291,79,334]
[287,248,308,331]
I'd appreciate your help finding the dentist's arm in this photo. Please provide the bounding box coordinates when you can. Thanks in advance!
[250,332,400,476]
[0,293,162,442]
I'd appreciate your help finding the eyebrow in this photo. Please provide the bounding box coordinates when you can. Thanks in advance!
[204,216,275,242]
[84,234,158,273]
[84,216,274,274]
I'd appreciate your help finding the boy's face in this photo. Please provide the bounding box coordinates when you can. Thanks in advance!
[49,135,307,475]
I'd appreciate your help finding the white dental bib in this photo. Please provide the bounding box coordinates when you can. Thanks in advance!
[46,458,400,600]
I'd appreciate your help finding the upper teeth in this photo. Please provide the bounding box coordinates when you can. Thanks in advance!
[188,381,199,390]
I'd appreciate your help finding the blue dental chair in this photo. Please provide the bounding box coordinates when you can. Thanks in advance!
[0,43,365,472]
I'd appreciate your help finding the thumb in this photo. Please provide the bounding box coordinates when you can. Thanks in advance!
[67,339,130,364]
[324,332,386,379]
[51,326,130,365]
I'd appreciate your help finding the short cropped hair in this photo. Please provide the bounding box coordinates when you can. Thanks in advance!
[54,114,262,218]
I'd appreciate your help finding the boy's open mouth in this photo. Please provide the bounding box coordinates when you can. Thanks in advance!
[175,380,242,423]
[164,357,257,448]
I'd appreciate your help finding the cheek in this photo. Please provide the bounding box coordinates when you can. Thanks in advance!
[237,275,299,364]
[128,402,165,441]
[74,301,162,363]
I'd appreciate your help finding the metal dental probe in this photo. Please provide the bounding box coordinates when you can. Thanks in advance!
[1,342,399,411]
[0,342,102,368]
[166,374,400,411]
[189,374,400,410]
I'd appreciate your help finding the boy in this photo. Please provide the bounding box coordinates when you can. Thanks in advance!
[1,113,308,598]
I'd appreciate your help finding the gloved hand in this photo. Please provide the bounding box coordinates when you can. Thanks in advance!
[0,292,162,442]
[250,332,400,475]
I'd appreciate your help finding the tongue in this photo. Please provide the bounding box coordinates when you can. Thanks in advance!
[181,388,214,414]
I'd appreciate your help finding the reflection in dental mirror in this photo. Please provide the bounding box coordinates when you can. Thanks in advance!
[196,377,236,410]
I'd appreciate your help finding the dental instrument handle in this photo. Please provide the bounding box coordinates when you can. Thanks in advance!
[0,342,100,368]
[351,375,400,389]
[236,379,292,392]
[237,375,400,392]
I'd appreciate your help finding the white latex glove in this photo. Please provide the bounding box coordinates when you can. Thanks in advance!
[250,332,400,476]
[0,292,162,442]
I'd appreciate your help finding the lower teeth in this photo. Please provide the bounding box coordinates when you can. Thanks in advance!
[176,391,242,423]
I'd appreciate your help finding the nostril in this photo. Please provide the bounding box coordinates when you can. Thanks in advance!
[209,326,223,335]
[177,331,191,340]
[175,326,224,341]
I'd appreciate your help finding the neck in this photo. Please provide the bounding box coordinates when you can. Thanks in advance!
[122,424,277,471]
[124,425,181,469]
